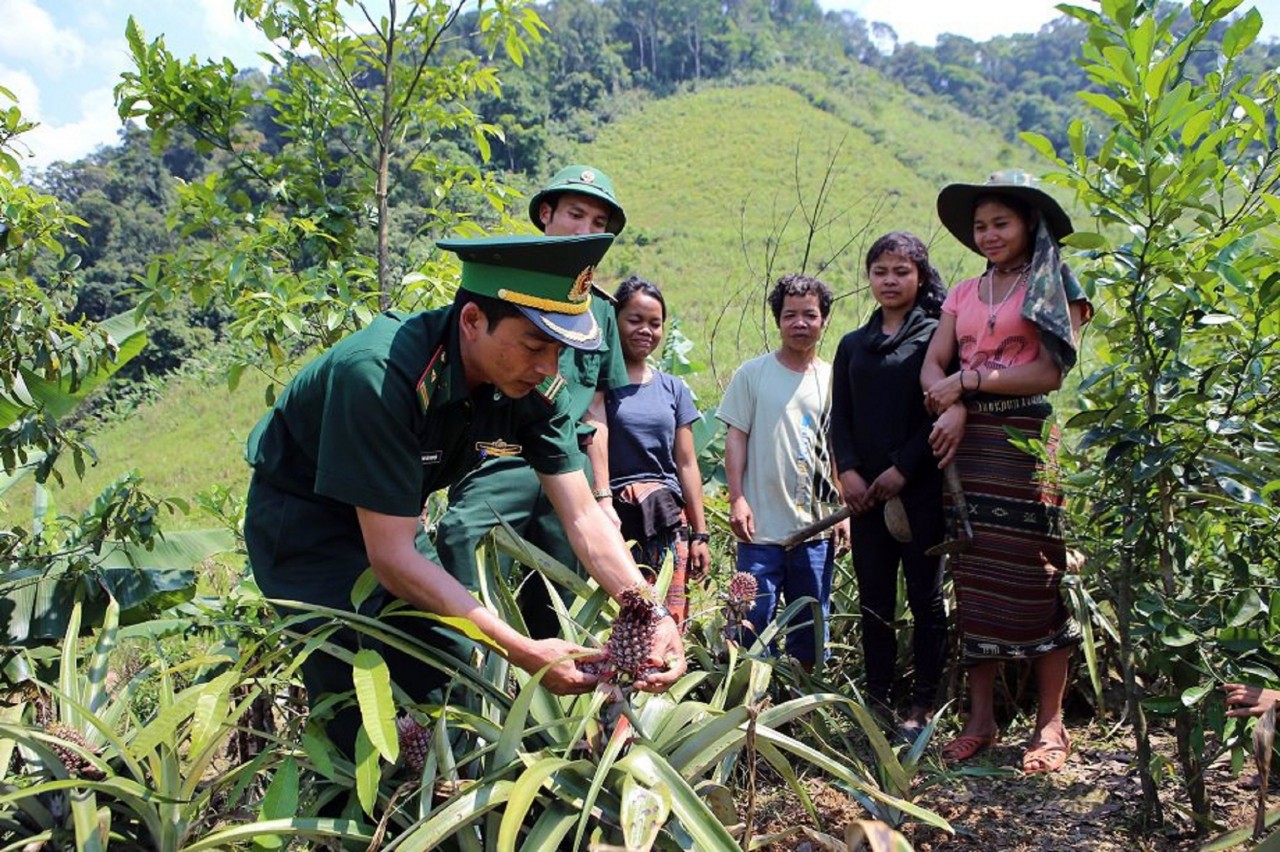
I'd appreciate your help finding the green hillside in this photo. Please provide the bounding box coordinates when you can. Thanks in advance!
[580,75,1040,395]
[2,368,273,531]
[16,76,1046,518]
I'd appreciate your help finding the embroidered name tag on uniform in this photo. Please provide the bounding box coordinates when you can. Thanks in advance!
[420,450,443,464]
[476,439,521,459]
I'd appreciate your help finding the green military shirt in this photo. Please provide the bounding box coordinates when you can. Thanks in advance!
[247,307,585,519]
[560,297,630,441]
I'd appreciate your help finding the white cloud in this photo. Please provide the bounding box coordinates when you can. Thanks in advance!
[0,65,42,115]
[17,84,125,175]
[0,0,88,73]
[196,0,279,67]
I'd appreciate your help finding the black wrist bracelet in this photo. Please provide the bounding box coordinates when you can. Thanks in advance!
[689,531,710,544]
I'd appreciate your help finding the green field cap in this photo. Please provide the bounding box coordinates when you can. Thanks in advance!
[528,164,627,235]
[937,170,1074,255]
[438,233,615,351]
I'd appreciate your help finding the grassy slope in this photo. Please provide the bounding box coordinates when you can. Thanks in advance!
[582,70,1041,396]
[2,367,273,529]
[14,72,1052,517]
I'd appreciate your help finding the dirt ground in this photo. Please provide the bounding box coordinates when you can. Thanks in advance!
[748,723,1276,851]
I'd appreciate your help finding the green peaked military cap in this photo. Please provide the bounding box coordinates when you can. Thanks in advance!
[437,232,614,351]
[528,164,627,235]
[937,169,1074,256]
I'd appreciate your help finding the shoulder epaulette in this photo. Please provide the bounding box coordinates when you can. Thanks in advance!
[415,345,446,412]
[535,373,566,404]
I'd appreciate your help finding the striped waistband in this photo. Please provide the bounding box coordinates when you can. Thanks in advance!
[966,394,1049,415]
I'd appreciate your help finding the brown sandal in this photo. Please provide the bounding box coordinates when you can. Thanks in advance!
[1022,739,1071,774]
[941,733,998,762]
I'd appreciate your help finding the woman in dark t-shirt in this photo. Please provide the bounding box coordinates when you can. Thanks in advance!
[606,277,710,625]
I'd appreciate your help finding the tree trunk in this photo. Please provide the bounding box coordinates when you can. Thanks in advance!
[691,20,702,82]
[376,3,397,308]
[1119,490,1163,828]
[1161,473,1210,831]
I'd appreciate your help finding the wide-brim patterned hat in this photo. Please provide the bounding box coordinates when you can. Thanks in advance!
[937,170,1074,256]
[437,233,614,350]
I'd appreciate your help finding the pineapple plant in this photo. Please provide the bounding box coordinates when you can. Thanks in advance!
[604,588,659,686]
[397,714,431,774]
[722,571,758,641]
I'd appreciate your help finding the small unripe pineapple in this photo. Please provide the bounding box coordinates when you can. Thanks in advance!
[722,571,759,644]
[45,724,104,779]
[727,572,758,608]
[397,715,431,773]
[604,589,658,685]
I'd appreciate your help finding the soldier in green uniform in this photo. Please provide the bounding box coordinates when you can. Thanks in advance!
[245,232,686,756]
[430,165,631,638]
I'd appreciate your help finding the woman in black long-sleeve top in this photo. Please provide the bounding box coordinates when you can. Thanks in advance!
[831,231,948,739]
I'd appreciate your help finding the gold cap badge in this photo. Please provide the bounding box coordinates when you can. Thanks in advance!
[569,266,594,303]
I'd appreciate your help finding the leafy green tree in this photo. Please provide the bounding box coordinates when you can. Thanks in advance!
[0,87,113,483]
[0,90,226,646]
[116,0,547,385]
[1024,0,1280,830]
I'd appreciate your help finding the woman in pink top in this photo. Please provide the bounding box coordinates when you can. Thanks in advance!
[921,171,1092,774]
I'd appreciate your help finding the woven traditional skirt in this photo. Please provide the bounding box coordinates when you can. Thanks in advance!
[948,405,1081,663]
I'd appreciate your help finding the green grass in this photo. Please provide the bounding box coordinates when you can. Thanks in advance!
[3,366,273,528]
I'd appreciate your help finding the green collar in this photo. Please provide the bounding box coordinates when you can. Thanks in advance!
[415,310,469,413]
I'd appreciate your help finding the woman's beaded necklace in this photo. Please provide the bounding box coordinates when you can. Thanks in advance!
[983,263,1031,335]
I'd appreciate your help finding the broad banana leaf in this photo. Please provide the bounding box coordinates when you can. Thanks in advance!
[0,528,233,644]
[0,311,148,430]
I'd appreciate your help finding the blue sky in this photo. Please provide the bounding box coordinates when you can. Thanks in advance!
[3,0,1278,174]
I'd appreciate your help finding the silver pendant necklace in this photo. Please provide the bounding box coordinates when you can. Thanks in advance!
[984,265,1030,335]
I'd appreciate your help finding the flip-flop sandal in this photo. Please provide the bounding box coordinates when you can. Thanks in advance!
[1022,741,1071,774]
[940,733,998,762]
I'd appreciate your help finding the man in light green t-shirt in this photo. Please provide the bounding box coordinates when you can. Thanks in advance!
[717,273,845,667]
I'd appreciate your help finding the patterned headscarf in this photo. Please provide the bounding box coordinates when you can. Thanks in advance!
[1020,219,1091,373]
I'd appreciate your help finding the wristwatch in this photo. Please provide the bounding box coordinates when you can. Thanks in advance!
[688,531,710,544]
[591,487,612,500]
[651,603,673,622]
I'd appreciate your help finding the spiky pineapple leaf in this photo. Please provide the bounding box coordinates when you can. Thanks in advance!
[617,745,741,849]
[621,772,670,850]
[524,801,579,849]
[182,818,373,851]
[386,780,515,850]
[498,756,589,849]
[69,787,108,852]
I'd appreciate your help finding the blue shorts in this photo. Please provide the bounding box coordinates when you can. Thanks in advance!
[736,540,834,665]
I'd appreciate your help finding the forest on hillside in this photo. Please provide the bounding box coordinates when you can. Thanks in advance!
[2,0,1280,848]
[22,0,1279,398]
